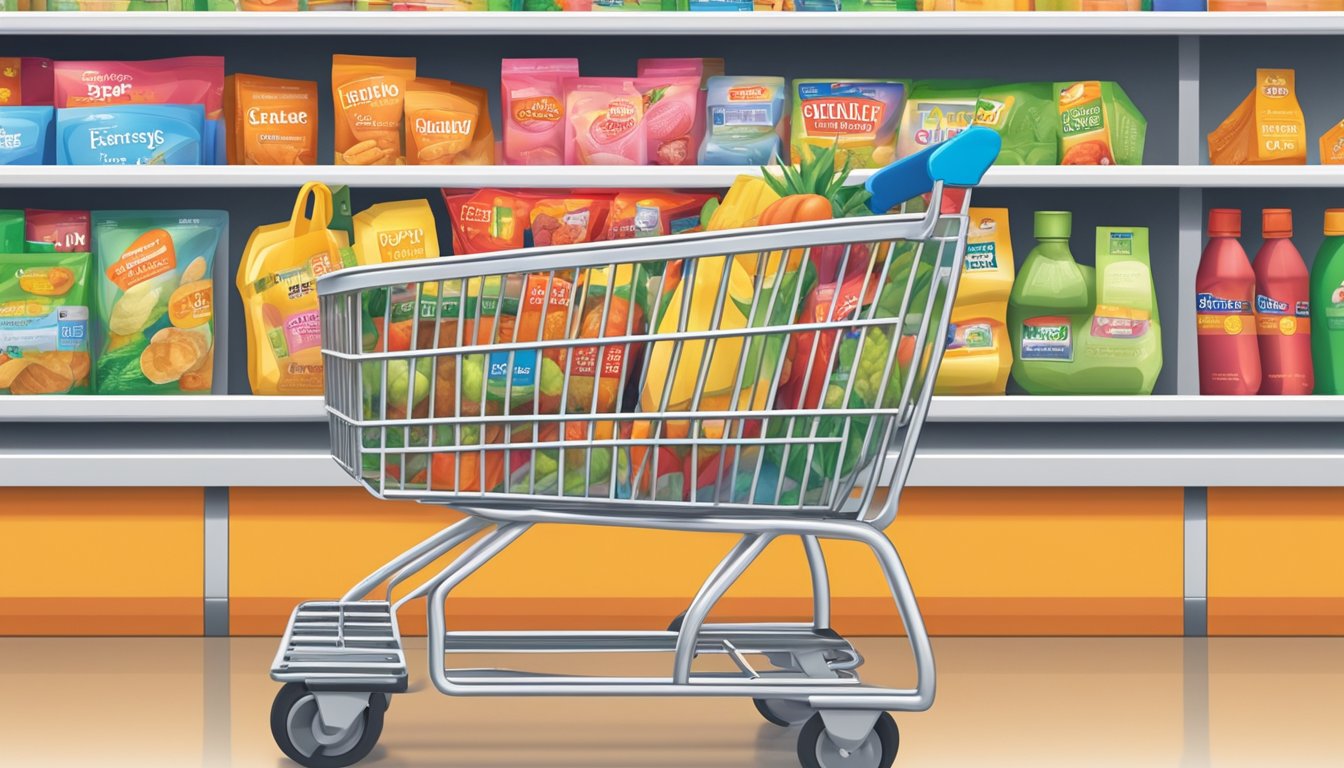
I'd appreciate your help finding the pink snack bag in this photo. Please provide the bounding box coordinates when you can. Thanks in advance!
[637,58,715,166]
[564,78,647,166]
[25,210,91,254]
[22,58,54,107]
[501,58,579,166]
[53,56,225,120]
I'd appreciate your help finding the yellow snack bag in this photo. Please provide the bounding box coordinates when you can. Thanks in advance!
[1208,69,1306,166]
[332,54,416,166]
[404,78,495,166]
[353,200,441,266]
[237,182,352,396]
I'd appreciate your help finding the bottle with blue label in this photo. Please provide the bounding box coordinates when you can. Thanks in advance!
[1008,211,1163,395]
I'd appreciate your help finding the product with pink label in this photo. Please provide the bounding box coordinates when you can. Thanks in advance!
[564,77,647,166]
[501,58,579,166]
[636,58,717,166]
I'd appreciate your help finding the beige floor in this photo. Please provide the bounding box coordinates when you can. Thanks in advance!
[2,636,1342,767]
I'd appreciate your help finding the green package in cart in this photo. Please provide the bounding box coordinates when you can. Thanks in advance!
[93,210,226,395]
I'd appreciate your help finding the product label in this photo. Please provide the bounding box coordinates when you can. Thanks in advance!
[512,96,563,125]
[945,319,995,354]
[168,282,213,328]
[1328,280,1344,331]
[283,309,322,354]
[1091,305,1150,339]
[1196,291,1255,336]
[963,241,998,272]
[1256,293,1310,335]
[973,95,1014,129]
[377,227,429,263]
[911,102,972,148]
[712,106,772,128]
[0,305,86,353]
[1020,316,1073,361]
[107,229,176,290]
[800,97,885,137]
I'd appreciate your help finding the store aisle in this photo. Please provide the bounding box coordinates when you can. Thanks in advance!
[2,636,1341,767]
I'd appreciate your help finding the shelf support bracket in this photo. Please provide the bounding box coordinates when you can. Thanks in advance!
[1184,487,1208,638]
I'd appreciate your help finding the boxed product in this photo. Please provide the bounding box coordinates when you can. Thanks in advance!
[501,59,578,166]
[93,210,227,395]
[1208,69,1306,166]
[332,54,416,166]
[225,73,319,166]
[0,251,93,395]
[896,80,986,160]
[1056,80,1147,165]
[792,79,905,169]
[699,76,788,166]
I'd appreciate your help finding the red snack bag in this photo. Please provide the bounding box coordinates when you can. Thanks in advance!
[529,195,612,248]
[24,210,91,253]
[53,57,225,120]
[443,189,543,254]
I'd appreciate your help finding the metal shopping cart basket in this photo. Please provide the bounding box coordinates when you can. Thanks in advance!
[270,127,1000,768]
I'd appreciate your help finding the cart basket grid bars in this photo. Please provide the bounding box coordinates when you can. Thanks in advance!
[317,204,968,521]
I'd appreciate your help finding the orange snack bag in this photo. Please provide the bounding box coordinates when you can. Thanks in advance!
[529,196,612,247]
[1321,119,1344,165]
[226,74,318,166]
[405,78,494,166]
[332,54,416,166]
[1208,69,1306,166]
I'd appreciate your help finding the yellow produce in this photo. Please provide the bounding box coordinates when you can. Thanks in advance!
[706,175,780,232]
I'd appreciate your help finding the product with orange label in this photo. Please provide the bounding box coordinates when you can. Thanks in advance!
[94,210,226,395]
[1055,80,1146,165]
[1208,69,1306,166]
[238,183,353,396]
[502,58,579,166]
[405,78,494,166]
[225,73,318,166]
[443,189,544,253]
[606,191,717,239]
[332,54,416,166]
[0,251,93,395]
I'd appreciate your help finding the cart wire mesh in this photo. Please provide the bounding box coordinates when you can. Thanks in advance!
[319,198,969,521]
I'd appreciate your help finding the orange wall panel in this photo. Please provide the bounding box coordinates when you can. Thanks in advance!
[0,488,204,635]
[1208,488,1344,635]
[231,486,1183,636]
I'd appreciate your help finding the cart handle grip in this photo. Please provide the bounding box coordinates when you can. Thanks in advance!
[864,126,1001,214]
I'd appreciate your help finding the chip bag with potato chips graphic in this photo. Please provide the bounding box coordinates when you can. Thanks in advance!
[332,54,416,166]
[0,251,93,395]
[93,210,226,395]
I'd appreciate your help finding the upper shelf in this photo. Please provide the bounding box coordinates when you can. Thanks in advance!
[5,166,1344,189]
[8,11,1344,36]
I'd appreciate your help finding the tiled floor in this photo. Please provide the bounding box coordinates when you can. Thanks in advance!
[2,636,1342,767]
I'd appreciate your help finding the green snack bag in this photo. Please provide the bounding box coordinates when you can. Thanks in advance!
[0,251,93,395]
[974,83,1059,166]
[895,80,993,160]
[0,211,22,253]
[1055,80,1147,166]
[93,210,227,395]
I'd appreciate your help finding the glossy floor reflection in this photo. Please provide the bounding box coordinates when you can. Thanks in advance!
[1,637,1341,767]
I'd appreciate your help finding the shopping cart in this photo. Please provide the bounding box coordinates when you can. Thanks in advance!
[270,127,1000,768]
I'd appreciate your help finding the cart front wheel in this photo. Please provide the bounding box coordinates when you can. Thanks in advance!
[755,698,813,727]
[270,683,384,768]
[797,712,899,768]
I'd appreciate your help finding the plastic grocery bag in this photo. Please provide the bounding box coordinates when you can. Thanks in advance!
[237,182,351,396]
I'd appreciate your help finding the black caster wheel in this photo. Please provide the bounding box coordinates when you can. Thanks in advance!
[754,698,814,727]
[270,682,385,768]
[797,712,899,768]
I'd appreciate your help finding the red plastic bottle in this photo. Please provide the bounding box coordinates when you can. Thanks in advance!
[1254,209,1314,395]
[1197,209,1261,395]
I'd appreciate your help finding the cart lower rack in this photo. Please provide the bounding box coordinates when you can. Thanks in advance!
[271,127,1000,768]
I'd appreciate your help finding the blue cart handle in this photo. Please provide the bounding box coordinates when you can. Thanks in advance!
[863,126,1002,214]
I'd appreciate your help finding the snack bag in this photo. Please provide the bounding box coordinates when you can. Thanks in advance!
[1056,80,1147,166]
[53,57,224,119]
[225,73,318,166]
[443,189,544,254]
[0,59,20,107]
[792,79,906,169]
[606,191,717,239]
[1321,119,1344,165]
[1208,69,1306,166]
[353,199,440,266]
[332,54,416,166]
[501,59,578,166]
[700,76,788,166]
[895,80,985,160]
[973,82,1058,165]
[238,183,350,396]
[529,196,612,247]
[405,78,494,166]
[24,209,90,253]
[635,75,701,166]
[564,78,647,166]
[56,105,206,166]
[0,107,54,165]
[94,210,226,395]
[0,251,93,395]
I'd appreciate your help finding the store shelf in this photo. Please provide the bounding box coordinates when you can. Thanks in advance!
[0,396,327,423]
[4,165,1342,189]
[8,11,1344,37]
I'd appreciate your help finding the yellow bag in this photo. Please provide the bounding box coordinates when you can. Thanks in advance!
[237,182,352,395]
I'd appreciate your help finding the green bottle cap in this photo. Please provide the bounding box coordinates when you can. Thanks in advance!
[1034,211,1072,240]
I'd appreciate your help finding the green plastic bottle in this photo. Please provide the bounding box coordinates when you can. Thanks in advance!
[1311,209,1344,394]
[1008,212,1163,395]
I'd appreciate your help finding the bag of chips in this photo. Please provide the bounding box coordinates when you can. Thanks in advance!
[0,251,93,395]
[225,73,318,166]
[332,54,416,166]
[405,78,494,166]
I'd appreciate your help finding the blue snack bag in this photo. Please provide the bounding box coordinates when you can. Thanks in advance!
[56,104,206,166]
[0,107,55,166]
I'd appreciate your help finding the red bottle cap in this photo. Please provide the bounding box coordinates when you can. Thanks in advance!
[1262,208,1293,239]
[1207,208,1241,237]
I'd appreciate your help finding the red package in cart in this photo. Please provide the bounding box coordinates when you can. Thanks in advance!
[606,191,717,239]
[443,189,544,254]
[24,210,91,253]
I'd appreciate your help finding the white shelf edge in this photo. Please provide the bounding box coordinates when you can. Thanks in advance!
[8,11,1344,36]
[5,165,1344,189]
[1,394,1341,422]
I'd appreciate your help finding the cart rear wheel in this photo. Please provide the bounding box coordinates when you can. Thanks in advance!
[270,683,384,768]
[797,712,898,768]
[754,698,813,727]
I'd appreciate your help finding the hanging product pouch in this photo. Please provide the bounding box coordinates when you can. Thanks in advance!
[237,183,351,396]
[94,210,227,395]
[0,251,93,395]
[1208,69,1306,166]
